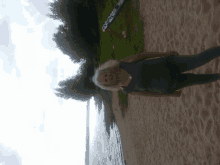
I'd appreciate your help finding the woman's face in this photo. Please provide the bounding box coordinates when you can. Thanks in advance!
[98,72,117,85]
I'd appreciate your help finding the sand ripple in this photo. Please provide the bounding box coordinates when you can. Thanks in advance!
[113,0,220,164]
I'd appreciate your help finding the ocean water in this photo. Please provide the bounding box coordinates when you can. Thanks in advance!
[107,123,126,165]
[89,100,126,165]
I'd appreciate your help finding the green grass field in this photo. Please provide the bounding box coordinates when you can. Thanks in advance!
[97,0,144,64]
[96,0,144,110]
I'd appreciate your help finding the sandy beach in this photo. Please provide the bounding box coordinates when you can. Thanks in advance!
[112,0,220,164]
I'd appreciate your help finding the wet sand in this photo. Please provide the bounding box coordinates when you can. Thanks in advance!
[112,0,220,164]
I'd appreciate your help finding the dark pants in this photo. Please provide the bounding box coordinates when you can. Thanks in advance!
[169,46,220,92]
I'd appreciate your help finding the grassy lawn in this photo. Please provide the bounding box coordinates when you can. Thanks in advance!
[96,0,144,113]
[97,0,144,64]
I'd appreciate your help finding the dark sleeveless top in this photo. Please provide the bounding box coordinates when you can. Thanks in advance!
[119,55,180,94]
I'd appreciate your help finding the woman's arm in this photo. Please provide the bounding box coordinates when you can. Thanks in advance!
[120,51,179,63]
[129,90,182,97]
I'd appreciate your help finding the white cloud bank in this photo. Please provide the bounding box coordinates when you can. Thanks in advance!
[0,0,97,165]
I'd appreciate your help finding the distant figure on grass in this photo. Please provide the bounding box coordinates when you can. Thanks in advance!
[92,46,220,96]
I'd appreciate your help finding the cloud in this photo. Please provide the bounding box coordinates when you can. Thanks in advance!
[23,4,38,17]
[43,110,45,121]
[39,123,45,132]
[0,143,22,165]
[41,20,57,50]
[23,0,52,24]
[58,97,64,105]
[0,1,28,26]
[24,0,51,16]
[46,58,59,89]
[0,17,21,78]
[27,28,34,33]
[31,110,46,133]
[0,20,9,46]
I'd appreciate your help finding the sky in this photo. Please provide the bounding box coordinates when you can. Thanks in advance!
[0,0,99,165]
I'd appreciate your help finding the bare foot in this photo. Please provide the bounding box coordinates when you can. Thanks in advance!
[113,45,116,49]
[122,30,126,38]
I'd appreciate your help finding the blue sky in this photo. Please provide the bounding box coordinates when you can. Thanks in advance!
[0,0,98,164]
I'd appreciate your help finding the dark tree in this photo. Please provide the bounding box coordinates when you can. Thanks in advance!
[53,58,97,102]
[53,57,116,137]
[47,0,115,138]
[52,24,83,63]
[46,0,66,23]
[47,0,101,103]
[47,0,100,61]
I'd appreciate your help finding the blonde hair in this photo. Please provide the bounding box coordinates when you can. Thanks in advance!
[92,59,122,91]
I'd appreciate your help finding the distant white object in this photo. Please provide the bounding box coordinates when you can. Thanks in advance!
[102,0,128,32]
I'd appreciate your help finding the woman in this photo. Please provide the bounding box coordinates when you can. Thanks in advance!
[92,46,220,96]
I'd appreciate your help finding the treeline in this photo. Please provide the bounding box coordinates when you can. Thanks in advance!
[46,0,100,62]
[46,0,116,137]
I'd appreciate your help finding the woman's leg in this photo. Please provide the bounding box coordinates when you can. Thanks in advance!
[170,46,220,73]
[171,73,220,91]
